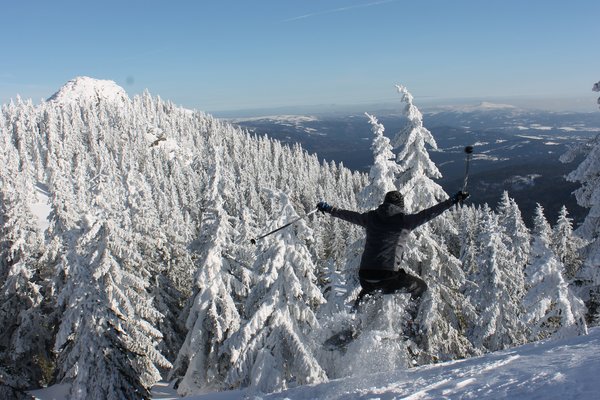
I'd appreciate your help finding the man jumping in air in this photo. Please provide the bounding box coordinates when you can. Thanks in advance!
[317,190,468,308]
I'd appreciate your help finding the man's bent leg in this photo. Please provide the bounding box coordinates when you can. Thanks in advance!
[384,269,428,299]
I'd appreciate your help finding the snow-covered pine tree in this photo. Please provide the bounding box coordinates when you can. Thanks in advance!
[171,147,244,396]
[559,81,600,325]
[496,191,531,270]
[453,204,484,344]
[391,84,455,269]
[468,205,527,352]
[54,215,171,400]
[43,106,82,237]
[552,205,586,281]
[0,144,52,390]
[391,85,474,362]
[123,168,189,368]
[224,192,326,393]
[359,113,399,208]
[523,204,588,340]
[456,204,482,278]
[393,85,444,207]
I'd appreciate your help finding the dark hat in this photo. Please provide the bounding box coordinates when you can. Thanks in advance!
[384,190,404,208]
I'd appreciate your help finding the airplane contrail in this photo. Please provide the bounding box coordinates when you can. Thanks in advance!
[281,0,400,23]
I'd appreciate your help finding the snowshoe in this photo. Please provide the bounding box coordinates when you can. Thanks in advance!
[324,293,387,351]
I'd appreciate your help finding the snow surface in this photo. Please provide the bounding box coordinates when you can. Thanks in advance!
[31,328,600,400]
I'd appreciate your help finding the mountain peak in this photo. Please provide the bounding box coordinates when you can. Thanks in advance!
[48,76,129,106]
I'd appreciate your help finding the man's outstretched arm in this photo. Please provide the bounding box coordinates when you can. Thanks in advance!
[317,201,369,227]
[403,191,469,229]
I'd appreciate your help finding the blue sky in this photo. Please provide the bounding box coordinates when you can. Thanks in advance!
[1,0,599,113]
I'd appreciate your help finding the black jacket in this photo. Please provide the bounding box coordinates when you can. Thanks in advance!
[331,198,456,271]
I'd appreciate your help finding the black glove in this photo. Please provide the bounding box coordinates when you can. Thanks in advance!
[317,201,333,214]
[452,191,469,203]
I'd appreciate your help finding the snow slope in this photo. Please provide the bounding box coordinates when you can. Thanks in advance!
[150,327,600,400]
[31,328,600,399]
[32,327,597,399]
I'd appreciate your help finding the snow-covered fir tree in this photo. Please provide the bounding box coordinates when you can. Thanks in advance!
[359,113,399,209]
[552,205,586,281]
[467,205,527,352]
[171,148,243,396]
[53,215,171,399]
[391,85,475,361]
[393,85,445,210]
[224,192,326,393]
[560,81,600,325]
[496,191,531,269]
[456,204,482,278]
[523,204,588,340]
[124,169,190,367]
[0,147,52,390]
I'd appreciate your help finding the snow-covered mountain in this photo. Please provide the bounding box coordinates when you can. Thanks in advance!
[427,101,518,113]
[47,76,130,106]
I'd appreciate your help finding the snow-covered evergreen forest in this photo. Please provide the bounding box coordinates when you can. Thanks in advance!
[0,77,598,399]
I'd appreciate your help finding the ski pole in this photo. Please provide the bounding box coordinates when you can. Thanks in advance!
[462,145,474,192]
[250,208,318,245]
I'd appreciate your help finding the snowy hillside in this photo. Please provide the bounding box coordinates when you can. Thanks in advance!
[32,327,600,399]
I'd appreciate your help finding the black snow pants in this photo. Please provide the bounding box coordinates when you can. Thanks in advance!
[354,268,427,309]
